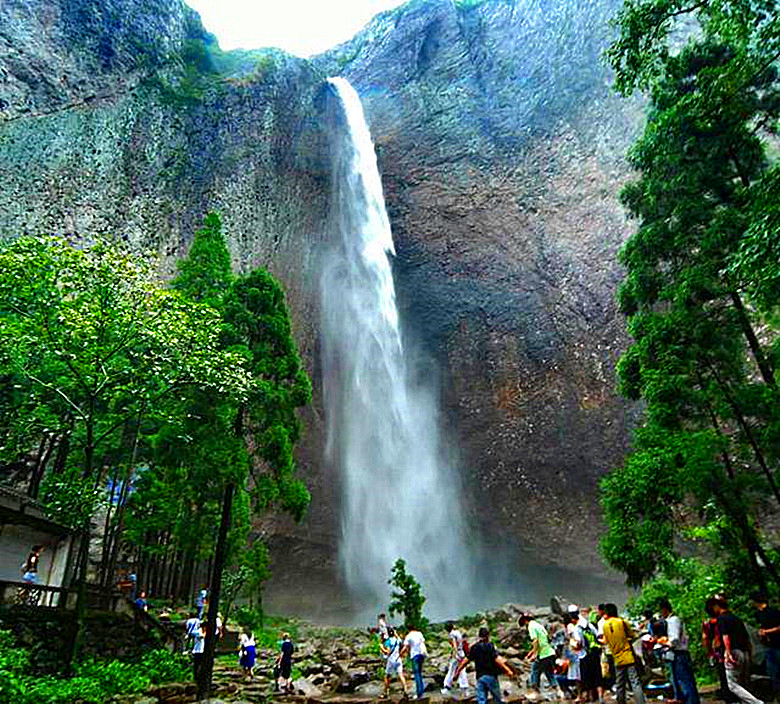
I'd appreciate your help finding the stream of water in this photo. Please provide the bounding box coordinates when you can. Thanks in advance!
[320,77,475,619]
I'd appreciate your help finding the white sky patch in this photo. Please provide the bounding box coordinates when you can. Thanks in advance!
[185,0,407,57]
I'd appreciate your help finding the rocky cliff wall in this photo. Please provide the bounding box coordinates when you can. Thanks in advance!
[316,0,643,578]
[0,0,641,615]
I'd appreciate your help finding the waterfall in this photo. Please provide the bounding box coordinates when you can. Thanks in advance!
[320,77,474,619]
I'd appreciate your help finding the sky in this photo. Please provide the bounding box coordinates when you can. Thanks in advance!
[185,0,408,57]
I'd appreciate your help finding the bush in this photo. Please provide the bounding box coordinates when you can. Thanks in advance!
[388,559,428,632]
[0,630,189,704]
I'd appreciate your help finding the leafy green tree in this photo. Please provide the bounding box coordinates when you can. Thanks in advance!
[0,235,251,665]
[142,212,311,696]
[602,0,780,594]
[388,559,428,631]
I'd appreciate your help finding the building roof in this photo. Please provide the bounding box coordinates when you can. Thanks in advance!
[0,484,74,535]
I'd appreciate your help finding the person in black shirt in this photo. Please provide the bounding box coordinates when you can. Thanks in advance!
[713,597,763,704]
[276,632,294,693]
[454,626,514,704]
[752,592,780,696]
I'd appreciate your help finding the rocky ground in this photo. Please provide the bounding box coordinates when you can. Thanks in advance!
[114,602,720,704]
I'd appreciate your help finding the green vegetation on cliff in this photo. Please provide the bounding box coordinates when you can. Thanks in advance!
[602,0,780,599]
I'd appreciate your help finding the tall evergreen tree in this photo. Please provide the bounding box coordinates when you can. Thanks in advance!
[602,0,780,591]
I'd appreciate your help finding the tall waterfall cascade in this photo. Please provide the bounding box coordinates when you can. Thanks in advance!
[320,77,475,618]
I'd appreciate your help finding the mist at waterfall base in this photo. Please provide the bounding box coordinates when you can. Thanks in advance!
[316,78,623,623]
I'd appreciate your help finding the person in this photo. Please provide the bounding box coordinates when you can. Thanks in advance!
[196,587,208,619]
[703,597,738,702]
[190,617,205,682]
[442,621,470,694]
[657,598,700,704]
[555,655,579,699]
[712,596,764,704]
[454,626,514,704]
[276,631,294,693]
[21,545,43,584]
[239,626,256,680]
[184,611,200,652]
[565,606,584,689]
[519,613,557,693]
[576,606,603,703]
[752,592,780,697]
[401,623,428,699]
[134,590,148,613]
[128,572,137,602]
[378,613,390,641]
[601,603,645,704]
[381,626,408,697]
[597,604,615,688]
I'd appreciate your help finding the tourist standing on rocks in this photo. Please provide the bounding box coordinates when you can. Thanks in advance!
[277,631,295,694]
[401,623,428,699]
[442,621,470,694]
[712,596,764,704]
[703,597,737,702]
[657,598,700,704]
[134,590,148,613]
[239,626,256,681]
[189,617,205,683]
[454,626,514,704]
[519,613,556,693]
[601,603,645,704]
[576,606,603,703]
[381,626,408,697]
[596,604,615,689]
[565,606,584,689]
[752,592,780,698]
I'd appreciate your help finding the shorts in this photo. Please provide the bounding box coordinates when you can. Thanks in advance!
[386,659,403,676]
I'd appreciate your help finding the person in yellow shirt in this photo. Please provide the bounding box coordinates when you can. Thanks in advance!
[602,604,646,704]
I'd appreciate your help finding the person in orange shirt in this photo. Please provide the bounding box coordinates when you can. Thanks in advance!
[601,604,645,704]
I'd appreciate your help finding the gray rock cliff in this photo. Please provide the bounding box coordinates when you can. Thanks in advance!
[0,0,641,614]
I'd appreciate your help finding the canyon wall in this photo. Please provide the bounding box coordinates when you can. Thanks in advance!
[0,0,642,615]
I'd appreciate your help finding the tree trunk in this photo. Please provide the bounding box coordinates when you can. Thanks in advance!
[197,480,235,700]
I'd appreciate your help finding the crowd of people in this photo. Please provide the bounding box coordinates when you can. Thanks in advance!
[106,575,780,703]
[373,593,779,704]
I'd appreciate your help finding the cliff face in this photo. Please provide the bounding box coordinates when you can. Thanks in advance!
[317,0,643,575]
[0,0,640,614]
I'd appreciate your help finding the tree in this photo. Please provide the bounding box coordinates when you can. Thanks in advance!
[161,213,311,698]
[602,0,780,592]
[0,235,251,665]
[388,559,428,631]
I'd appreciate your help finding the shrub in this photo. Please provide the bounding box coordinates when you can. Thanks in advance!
[388,559,428,631]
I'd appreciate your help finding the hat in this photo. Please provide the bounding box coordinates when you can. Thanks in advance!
[567,604,579,613]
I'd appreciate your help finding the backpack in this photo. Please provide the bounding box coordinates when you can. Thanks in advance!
[463,638,470,656]
[581,623,601,653]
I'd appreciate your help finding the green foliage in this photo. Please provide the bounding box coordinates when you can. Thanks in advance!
[0,235,250,526]
[174,212,233,308]
[388,559,428,631]
[0,632,188,704]
[602,0,780,595]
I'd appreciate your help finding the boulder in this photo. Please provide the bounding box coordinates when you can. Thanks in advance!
[293,678,323,697]
[335,668,371,693]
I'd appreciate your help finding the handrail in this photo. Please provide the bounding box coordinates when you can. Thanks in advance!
[0,580,68,608]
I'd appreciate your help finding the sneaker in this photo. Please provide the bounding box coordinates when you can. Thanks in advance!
[441,688,452,696]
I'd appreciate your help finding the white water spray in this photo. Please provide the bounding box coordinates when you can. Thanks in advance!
[320,77,474,618]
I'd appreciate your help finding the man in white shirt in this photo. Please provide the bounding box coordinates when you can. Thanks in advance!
[659,598,700,704]
[442,621,470,693]
[401,624,428,699]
